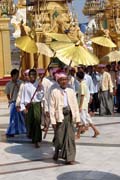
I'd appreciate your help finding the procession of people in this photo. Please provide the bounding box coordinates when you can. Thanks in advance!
[5,61,120,165]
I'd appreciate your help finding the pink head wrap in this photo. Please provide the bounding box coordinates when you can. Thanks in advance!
[51,68,60,74]
[23,69,30,76]
[98,64,106,68]
[55,72,67,81]
[37,68,45,74]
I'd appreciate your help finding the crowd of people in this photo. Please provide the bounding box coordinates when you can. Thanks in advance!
[4,61,120,165]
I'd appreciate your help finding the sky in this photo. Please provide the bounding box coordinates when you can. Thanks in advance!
[70,0,88,23]
[14,0,88,23]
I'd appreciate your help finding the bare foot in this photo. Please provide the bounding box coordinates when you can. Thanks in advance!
[66,161,75,165]
[92,132,100,138]
[75,134,80,139]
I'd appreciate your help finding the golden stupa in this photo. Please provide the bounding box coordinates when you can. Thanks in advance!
[83,0,120,58]
[15,0,84,71]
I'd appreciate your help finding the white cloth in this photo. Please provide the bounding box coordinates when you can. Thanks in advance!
[42,77,57,112]
[91,72,100,93]
[49,86,80,124]
[20,80,44,111]
[16,82,25,107]
[60,89,68,107]
[84,74,94,94]
[117,71,120,85]
[80,109,93,125]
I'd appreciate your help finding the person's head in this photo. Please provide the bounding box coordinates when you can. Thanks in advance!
[77,65,85,73]
[48,67,60,79]
[29,69,37,83]
[37,68,45,79]
[111,61,116,71]
[117,61,120,71]
[106,64,111,72]
[69,67,76,77]
[97,64,106,74]
[23,69,30,81]
[93,65,97,72]
[48,63,59,77]
[56,72,68,89]
[10,69,19,82]
[76,71,85,82]
[87,66,93,74]
[52,68,61,80]
[118,61,120,66]
[117,61,120,70]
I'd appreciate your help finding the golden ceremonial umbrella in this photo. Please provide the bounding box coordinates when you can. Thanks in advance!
[100,50,120,64]
[46,33,72,42]
[50,41,99,66]
[15,36,38,53]
[91,36,116,48]
[36,42,54,57]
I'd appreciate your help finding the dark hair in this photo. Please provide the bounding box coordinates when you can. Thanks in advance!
[76,71,85,80]
[29,69,37,76]
[106,64,111,69]
[10,69,19,77]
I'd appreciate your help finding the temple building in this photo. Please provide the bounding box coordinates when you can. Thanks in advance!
[83,0,120,58]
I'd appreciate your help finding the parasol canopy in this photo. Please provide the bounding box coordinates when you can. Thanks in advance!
[100,50,120,64]
[50,41,99,66]
[15,36,38,53]
[36,42,54,57]
[46,33,72,42]
[91,36,116,48]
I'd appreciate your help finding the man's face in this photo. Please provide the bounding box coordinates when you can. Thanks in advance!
[58,77,68,89]
[98,67,104,74]
[24,73,29,81]
[29,72,37,83]
[77,67,84,73]
[12,73,19,82]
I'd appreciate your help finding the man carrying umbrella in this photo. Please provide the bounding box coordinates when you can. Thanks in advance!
[20,69,44,148]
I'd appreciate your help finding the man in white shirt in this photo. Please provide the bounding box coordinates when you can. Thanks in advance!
[20,69,44,148]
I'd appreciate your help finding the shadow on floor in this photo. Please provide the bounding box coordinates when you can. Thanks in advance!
[57,170,120,180]
[4,140,54,162]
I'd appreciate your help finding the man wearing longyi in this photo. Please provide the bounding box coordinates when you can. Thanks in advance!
[49,71,81,165]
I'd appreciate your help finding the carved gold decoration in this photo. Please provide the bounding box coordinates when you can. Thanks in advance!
[0,0,16,16]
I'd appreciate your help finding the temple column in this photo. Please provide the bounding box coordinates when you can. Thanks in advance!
[0,18,12,78]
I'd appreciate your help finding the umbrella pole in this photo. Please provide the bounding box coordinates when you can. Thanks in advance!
[66,60,72,75]
[28,55,55,104]
[18,53,24,79]
[40,52,56,80]
[33,53,40,69]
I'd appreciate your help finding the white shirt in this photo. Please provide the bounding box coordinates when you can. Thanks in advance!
[61,89,68,107]
[84,74,94,94]
[91,72,100,93]
[117,71,120,85]
[20,81,44,111]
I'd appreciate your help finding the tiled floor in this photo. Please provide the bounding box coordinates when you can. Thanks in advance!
[0,102,120,180]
